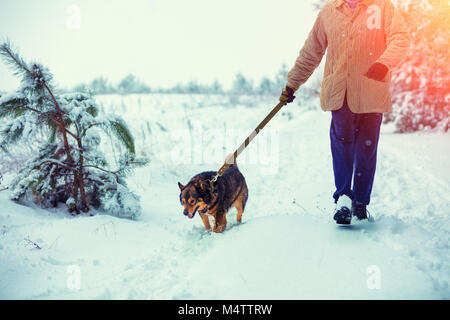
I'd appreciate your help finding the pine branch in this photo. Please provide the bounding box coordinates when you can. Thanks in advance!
[64,128,79,141]
[98,118,136,155]
[83,164,119,178]
[0,41,31,77]
[1,122,25,148]
[14,104,41,114]
[0,95,30,118]
[110,119,135,155]
[37,159,76,171]
[47,123,58,144]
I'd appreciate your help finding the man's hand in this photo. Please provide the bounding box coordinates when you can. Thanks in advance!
[279,85,296,103]
[365,62,389,82]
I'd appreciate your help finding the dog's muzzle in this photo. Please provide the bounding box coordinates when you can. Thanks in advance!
[184,206,199,219]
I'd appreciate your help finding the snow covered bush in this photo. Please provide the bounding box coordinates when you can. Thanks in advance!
[387,0,449,133]
[0,41,148,218]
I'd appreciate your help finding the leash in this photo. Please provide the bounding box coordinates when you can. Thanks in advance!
[208,99,288,193]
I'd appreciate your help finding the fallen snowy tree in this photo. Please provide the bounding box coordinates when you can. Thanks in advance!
[0,41,148,218]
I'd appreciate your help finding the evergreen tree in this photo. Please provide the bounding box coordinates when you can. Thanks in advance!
[117,74,151,94]
[231,72,254,94]
[0,41,148,218]
[258,77,274,95]
[274,64,289,93]
[210,80,223,94]
[90,76,114,94]
[388,0,449,132]
[185,80,201,94]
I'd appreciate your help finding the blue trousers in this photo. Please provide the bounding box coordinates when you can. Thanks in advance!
[330,95,382,205]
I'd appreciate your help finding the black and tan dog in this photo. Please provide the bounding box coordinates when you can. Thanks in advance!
[178,163,248,233]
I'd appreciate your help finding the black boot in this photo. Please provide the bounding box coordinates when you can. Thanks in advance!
[333,196,352,225]
[334,207,352,224]
[352,201,368,220]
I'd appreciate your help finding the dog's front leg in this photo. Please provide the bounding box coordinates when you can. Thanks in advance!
[200,213,211,230]
[213,213,227,233]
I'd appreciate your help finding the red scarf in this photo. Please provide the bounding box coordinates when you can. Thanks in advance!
[344,0,361,13]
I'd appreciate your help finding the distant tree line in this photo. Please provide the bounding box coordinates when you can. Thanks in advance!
[73,74,151,95]
[71,64,293,96]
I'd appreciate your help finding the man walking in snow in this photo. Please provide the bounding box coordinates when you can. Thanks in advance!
[280,0,410,224]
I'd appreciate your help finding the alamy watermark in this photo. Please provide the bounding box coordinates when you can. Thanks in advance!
[170,121,280,175]
[66,4,81,30]
[366,5,382,30]
[67,265,81,290]
[366,265,381,290]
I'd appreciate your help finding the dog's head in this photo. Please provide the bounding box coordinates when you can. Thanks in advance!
[178,180,212,219]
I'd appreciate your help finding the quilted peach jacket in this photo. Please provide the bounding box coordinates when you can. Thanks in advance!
[287,0,411,113]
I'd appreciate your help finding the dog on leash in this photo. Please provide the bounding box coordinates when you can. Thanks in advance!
[178,163,248,233]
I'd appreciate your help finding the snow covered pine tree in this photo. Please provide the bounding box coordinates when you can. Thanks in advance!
[0,41,148,218]
[387,0,449,132]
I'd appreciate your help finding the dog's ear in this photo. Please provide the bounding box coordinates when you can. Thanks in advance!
[204,192,212,204]
[202,191,212,204]
[200,180,210,192]
[197,182,212,204]
[178,182,185,191]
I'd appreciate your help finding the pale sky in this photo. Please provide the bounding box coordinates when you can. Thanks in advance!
[0,0,322,91]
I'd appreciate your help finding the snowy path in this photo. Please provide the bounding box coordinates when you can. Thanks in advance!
[0,94,448,299]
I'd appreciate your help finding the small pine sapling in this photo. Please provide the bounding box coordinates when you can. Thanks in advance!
[0,41,148,218]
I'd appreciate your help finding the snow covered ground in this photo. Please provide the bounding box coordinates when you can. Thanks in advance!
[0,94,448,299]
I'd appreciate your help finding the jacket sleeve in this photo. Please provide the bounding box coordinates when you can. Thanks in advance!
[376,1,411,71]
[287,10,328,91]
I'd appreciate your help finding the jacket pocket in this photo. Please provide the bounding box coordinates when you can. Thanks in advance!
[359,76,390,112]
